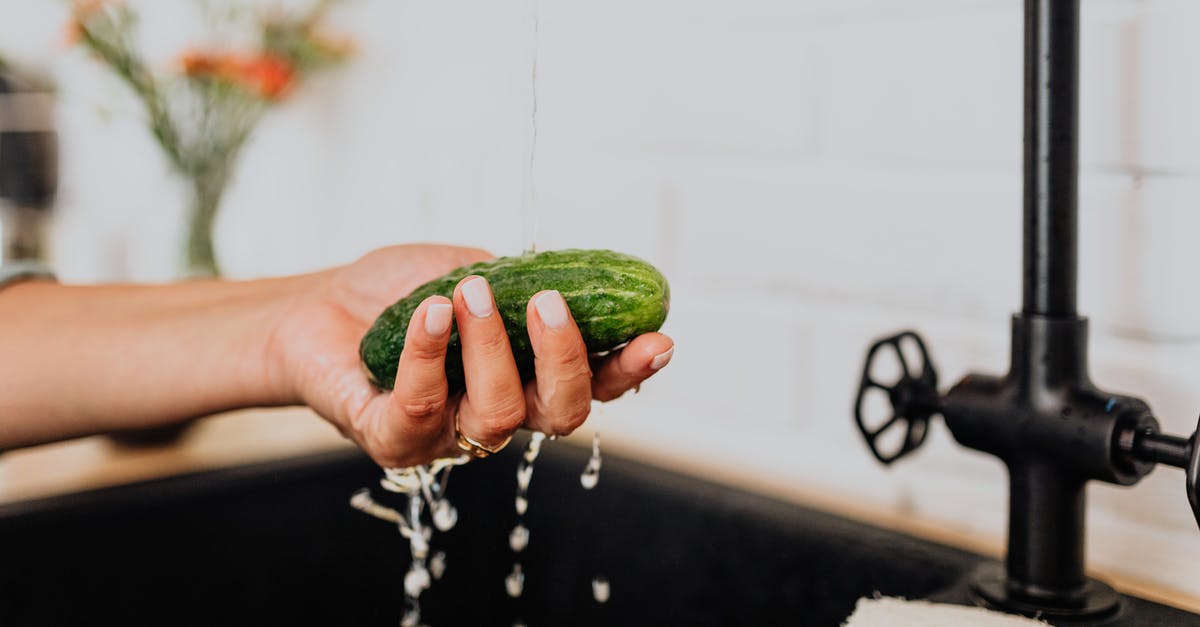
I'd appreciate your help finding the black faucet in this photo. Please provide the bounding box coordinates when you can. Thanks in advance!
[852,0,1200,621]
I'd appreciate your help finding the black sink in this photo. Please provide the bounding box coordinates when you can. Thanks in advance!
[0,437,1195,626]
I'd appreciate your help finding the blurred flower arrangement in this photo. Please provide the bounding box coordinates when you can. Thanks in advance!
[69,0,352,277]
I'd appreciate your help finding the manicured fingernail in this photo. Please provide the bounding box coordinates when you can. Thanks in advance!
[534,290,569,329]
[425,303,453,335]
[650,347,674,371]
[461,276,494,318]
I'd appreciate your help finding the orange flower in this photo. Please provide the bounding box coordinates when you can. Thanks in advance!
[179,50,226,76]
[236,54,295,100]
[65,1,119,47]
[179,51,295,101]
[63,20,85,47]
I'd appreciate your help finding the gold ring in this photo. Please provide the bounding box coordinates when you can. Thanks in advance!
[454,412,513,459]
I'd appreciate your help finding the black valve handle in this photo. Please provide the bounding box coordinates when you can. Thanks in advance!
[1121,415,1200,531]
[854,331,942,465]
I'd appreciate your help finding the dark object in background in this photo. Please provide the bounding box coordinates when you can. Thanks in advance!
[0,66,58,261]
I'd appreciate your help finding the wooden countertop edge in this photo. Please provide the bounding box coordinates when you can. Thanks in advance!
[0,407,354,505]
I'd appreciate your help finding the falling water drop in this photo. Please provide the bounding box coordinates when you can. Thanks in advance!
[404,563,431,598]
[432,499,458,531]
[515,494,528,515]
[505,563,526,598]
[592,576,611,603]
[509,524,530,553]
[430,551,447,580]
[580,432,603,490]
[524,431,545,462]
[580,461,600,490]
[409,526,430,560]
[516,461,535,492]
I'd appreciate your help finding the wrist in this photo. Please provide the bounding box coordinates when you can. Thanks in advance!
[259,269,335,408]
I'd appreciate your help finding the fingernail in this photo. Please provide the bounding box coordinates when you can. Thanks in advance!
[461,276,494,318]
[650,347,674,371]
[425,303,453,335]
[534,290,569,329]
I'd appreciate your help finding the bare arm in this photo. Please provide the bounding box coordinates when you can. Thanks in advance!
[0,244,675,465]
[0,275,306,448]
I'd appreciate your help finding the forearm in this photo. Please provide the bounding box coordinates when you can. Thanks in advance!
[0,275,313,450]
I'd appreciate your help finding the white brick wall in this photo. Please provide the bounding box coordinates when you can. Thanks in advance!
[3,0,1199,602]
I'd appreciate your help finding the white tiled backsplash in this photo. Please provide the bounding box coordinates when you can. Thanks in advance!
[2,0,1198,599]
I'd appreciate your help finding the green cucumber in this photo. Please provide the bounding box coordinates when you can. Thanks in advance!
[359,248,670,390]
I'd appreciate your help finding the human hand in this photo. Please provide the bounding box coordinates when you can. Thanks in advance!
[269,244,674,468]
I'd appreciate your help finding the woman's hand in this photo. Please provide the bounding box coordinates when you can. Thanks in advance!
[270,244,674,468]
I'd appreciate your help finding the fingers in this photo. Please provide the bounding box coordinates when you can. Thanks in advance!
[591,332,674,402]
[347,281,673,468]
[523,290,594,436]
[350,295,458,466]
[453,276,526,448]
[350,295,456,467]
[391,296,453,423]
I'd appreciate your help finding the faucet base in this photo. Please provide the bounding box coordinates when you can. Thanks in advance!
[969,563,1120,621]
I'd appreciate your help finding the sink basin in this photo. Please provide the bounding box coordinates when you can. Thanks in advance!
[0,436,1195,626]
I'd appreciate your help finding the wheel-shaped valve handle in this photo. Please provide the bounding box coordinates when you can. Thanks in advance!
[854,331,942,465]
[1188,420,1199,531]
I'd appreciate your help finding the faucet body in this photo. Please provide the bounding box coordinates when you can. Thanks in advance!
[941,314,1156,616]
[853,0,1199,620]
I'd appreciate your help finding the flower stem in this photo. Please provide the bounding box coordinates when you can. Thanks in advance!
[186,174,227,278]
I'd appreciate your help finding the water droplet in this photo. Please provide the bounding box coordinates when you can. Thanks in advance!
[515,495,528,515]
[430,551,447,580]
[405,564,431,598]
[580,432,602,490]
[592,575,610,603]
[509,524,530,553]
[580,468,599,490]
[505,563,525,598]
[410,527,429,559]
[401,607,421,627]
[432,500,458,531]
[516,461,535,491]
[524,432,545,462]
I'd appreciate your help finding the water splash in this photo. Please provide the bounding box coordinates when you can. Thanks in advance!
[350,456,468,627]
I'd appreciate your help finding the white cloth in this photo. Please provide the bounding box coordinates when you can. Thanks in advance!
[843,597,1048,626]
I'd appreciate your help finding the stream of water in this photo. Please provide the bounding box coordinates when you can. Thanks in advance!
[350,2,611,623]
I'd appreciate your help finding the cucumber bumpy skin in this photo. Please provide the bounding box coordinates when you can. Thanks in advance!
[359,249,670,391]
